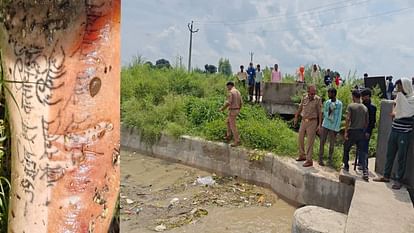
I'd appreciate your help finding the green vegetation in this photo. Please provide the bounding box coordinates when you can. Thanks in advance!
[121,62,382,170]
[0,51,10,233]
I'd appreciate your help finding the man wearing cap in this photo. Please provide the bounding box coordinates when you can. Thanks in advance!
[359,88,377,171]
[220,81,243,147]
[294,85,322,167]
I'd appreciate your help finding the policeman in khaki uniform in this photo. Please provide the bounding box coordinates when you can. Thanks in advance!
[294,85,323,167]
[220,81,243,147]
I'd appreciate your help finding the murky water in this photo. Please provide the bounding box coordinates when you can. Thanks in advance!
[120,152,296,233]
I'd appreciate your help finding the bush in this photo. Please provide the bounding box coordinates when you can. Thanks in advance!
[185,97,225,127]
[202,119,227,141]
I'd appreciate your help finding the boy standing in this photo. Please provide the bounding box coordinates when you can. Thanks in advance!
[319,88,342,167]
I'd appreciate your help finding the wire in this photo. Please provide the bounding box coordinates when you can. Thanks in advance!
[243,6,414,34]
[195,0,371,26]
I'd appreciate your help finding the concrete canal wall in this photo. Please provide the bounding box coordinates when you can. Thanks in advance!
[121,125,354,214]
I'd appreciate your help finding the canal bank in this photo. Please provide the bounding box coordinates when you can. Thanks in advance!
[121,126,354,214]
[121,125,414,233]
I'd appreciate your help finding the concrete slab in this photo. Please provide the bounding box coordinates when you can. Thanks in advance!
[345,177,414,233]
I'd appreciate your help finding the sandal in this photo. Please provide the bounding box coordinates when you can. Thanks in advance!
[392,182,402,190]
[373,177,390,182]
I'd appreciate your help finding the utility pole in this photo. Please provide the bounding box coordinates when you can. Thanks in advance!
[187,20,199,72]
[249,51,254,63]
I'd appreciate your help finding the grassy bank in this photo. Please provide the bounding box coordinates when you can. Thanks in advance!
[121,64,381,170]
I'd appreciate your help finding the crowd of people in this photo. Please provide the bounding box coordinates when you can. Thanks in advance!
[236,63,347,104]
[220,75,414,189]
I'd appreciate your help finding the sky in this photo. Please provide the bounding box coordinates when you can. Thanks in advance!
[121,0,414,79]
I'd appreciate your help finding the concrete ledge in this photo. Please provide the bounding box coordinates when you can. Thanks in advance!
[292,206,346,233]
[121,125,354,214]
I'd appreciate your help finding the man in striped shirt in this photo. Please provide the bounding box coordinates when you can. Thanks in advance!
[374,78,414,189]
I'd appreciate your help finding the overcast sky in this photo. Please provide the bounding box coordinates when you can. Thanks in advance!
[121,0,414,78]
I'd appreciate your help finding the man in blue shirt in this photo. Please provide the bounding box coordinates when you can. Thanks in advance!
[318,88,343,167]
[246,62,256,102]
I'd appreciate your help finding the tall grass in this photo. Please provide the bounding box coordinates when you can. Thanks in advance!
[121,64,381,169]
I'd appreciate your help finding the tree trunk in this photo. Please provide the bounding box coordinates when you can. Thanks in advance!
[0,1,120,232]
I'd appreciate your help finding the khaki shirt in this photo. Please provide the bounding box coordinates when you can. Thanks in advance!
[237,71,247,81]
[227,88,242,110]
[299,94,322,119]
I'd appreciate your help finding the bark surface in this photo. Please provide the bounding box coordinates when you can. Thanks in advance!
[0,1,121,232]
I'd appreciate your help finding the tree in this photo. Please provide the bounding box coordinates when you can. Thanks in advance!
[218,58,232,76]
[144,61,154,68]
[204,64,217,74]
[155,59,171,69]
[0,1,120,232]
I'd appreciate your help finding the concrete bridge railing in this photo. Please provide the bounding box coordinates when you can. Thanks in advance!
[262,82,305,115]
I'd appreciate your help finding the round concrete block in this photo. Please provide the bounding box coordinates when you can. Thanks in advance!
[292,206,346,233]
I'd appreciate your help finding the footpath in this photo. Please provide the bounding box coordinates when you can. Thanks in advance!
[343,159,414,233]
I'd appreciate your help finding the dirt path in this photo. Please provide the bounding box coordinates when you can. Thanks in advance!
[120,152,295,233]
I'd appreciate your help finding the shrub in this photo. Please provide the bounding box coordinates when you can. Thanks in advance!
[202,119,227,141]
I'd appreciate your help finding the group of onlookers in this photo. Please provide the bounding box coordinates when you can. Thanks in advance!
[294,79,413,189]
[237,63,344,91]
[236,63,265,103]
[229,65,413,189]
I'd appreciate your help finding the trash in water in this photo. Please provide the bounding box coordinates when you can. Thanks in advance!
[257,195,265,204]
[196,176,216,186]
[154,224,167,232]
[170,197,180,205]
[136,207,143,214]
[126,199,135,204]
[190,208,209,217]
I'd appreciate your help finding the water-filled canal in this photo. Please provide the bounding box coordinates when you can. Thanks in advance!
[120,152,296,233]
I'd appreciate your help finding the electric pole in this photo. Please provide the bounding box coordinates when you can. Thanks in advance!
[187,20,199,72]
[249,51,254,63]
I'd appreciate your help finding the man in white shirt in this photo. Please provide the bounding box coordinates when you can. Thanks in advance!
[255,64,263,103]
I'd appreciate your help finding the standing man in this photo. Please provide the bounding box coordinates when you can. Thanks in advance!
[220,81,243,147]
[343,90,369,181]
[255,64,263,103]
[271,64,282,83]
[246,62,256,102]
[310,64,320,84]
[385,76,394,100]
[319,88,343,167]
[237,65,247,88]
[359,88,377,171]
[374,78,414,189]
[324,69,332,86]
[294,85,322,167]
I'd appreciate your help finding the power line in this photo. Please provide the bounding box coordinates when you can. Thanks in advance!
[244,6,414,34]
[195,0,371,26]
